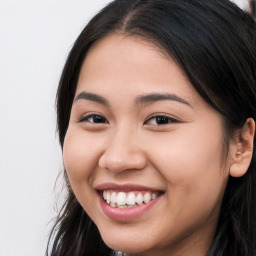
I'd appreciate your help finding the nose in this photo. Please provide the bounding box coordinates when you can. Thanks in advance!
[98,128,147,173]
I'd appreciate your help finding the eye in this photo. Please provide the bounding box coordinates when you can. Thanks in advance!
[145,115,179,125]
[79,114,108,124]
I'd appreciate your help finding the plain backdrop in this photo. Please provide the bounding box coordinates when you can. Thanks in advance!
[0,0,249,255]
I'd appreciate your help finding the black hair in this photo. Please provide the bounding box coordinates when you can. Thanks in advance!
[250,0,256,20]
[46,0,256,255]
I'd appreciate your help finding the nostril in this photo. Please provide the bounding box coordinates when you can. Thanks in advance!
[98,149,147,173]
[98,132,147,172]
[99,155,130,172]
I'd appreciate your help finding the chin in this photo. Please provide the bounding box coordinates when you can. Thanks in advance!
[100,231,158,255]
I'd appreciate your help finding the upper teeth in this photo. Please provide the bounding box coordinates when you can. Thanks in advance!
[102,190,159,208]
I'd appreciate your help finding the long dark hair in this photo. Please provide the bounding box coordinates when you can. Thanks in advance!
[46,0,256,255]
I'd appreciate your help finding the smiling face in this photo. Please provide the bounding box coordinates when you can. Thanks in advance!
[63,34,232,256]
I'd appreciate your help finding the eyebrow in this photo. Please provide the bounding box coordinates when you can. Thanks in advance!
[74,91,109,106]
[135,93,192,108]
[74,91,192,108]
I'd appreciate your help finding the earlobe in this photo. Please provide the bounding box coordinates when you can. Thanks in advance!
[229,118,255,178]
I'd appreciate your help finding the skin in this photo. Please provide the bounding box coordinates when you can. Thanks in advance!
[63,34,251,256]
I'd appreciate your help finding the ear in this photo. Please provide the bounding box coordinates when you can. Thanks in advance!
[229,118,255,178]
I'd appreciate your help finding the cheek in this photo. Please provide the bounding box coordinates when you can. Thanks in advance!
[152,122,224,176]
[62,127,105,216]
[63,128,101,183]
[145,122,228,209]
[143,124,229,243]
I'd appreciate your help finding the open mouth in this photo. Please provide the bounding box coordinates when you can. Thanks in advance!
[100,190,162,209]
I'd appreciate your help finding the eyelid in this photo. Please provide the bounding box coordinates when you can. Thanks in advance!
[79,113,108,123]
[144,115,180,125]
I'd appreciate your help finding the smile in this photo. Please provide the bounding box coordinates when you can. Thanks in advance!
[96,183,164,221]
[101,190,160,209]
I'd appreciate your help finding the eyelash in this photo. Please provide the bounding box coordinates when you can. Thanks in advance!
[79,114,108,124]
[79,114,179,125]
[145,115,179,125]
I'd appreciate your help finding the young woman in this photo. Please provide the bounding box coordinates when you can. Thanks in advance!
[47,0,256,255]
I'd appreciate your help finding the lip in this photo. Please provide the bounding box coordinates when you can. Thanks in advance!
[95,182,161,192]
[96,183,164,222]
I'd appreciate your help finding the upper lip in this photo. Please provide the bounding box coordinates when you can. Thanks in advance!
[94,182,163,192]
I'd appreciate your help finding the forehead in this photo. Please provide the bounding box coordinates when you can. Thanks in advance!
[76,34,202,109]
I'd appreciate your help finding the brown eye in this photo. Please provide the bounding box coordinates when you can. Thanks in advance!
[79,114,108,123]
[145,116,179,125]
[155,116,170,125]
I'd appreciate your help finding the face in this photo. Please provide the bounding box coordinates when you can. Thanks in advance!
[63,34,232,256]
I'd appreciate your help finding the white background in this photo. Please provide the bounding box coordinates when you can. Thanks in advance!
[0,0,249,255]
